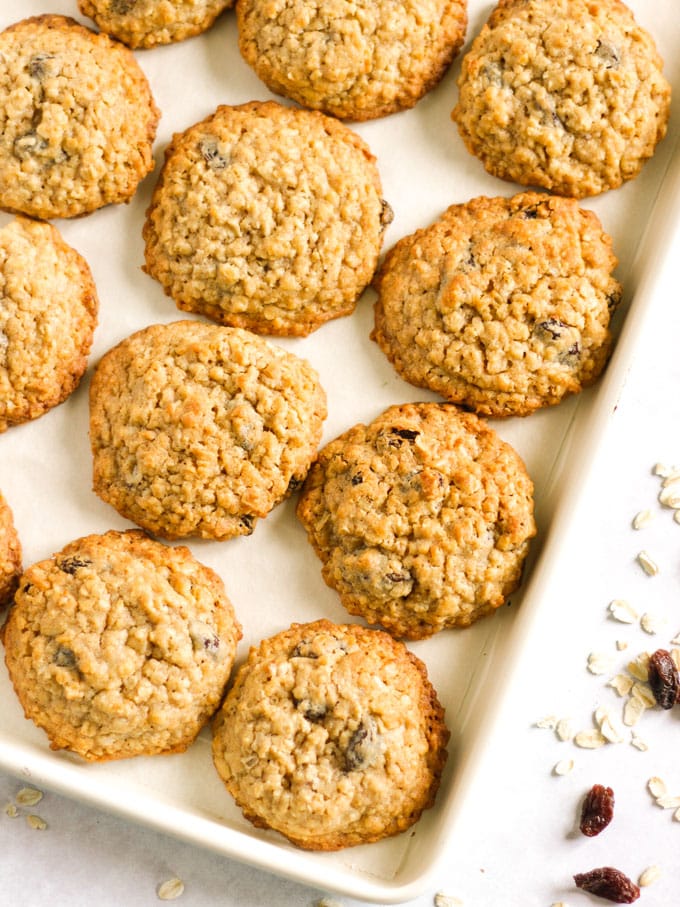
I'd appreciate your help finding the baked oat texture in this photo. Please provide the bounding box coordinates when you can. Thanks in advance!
[0,216,98,431]
[89,320,327,540]
[78,0,232,49]
[211,619,449,849]
[143,100,390,336]
[451,0,671,198]
[0,15,159,219]
[0,491,21,609]
[372,192,622,418]
[2,529,241,761]
[236,0,467,121]
[296,402,536,639]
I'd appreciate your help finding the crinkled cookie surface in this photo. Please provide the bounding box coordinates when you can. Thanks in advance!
[0,216,98,432]
[372,192,622,417]
[89,320,327,540]
[143,100,390,336]
[237,0,467,121]
[212,619,449,849]
[0,491,21,609]
[452,0,671,197]
[0,14,159,218]
[78,0,232,48]
[2,529,241,761]
[297,403,536,638]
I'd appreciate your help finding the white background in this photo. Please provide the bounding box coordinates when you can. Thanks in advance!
[1,0,680,905]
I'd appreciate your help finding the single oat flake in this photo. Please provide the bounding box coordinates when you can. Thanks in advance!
[637,551,659,576]
[556,717,576,741]
[157,878,185,901]
[632,509,653,529]
[554,758,575,776]
[15,787,43,807]
[574,730,606,749]
[648,776,667,799]
[638,865,662,887]
[608,598,639,624]
[587,651,617,675]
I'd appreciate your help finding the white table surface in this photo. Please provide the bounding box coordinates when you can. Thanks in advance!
[2,2,680,905]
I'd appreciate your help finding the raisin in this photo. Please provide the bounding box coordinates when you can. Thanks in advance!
[647,648,680,709]
[350,472,364,486]
[189,621,220,655]
[199,135,229,171]
[574,867,639,903]
[58,556,92,575]
[27,53,55,80]
[342,717,379,772]
[579,784,615,837]
[380,199,394,228]
[286,476,303,494]
[53,646,77,668]
[293,697,327,723]
[535,318,567,340]
[239,515,255,535]
[391,428,419,441]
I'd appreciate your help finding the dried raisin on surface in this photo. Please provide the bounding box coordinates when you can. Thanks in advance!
[579,784,615,837]
[647,648,680,709]
[574,867,640,903]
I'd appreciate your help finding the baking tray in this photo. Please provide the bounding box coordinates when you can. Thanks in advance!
[0,0,678,902]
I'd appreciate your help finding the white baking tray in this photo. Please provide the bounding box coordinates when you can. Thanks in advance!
[0,0,678,902]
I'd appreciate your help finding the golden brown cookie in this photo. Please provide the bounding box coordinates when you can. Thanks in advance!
[0,15,159,219]
[78,0,232,49]
[2,529,241,761]
[89,320,327,540]
[296,402,536,639]
[236,0,467,121]
[143,100,391,336]
[212,619,449,849]
[372,192,622,417]
[0,216,98,432]
[0,491,21,609]
[452,0,671,197]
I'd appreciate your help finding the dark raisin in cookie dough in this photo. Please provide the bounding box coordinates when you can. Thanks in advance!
[452,0,671,197]
[296,402,536,639]
[0,15,159,219]
[372,192,622,417]
[211,619,449,849]
[2,529,241,761]
[236,0,467,121]
[89,320,327,540]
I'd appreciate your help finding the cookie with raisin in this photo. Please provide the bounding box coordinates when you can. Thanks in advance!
[372,192,622,417]
[236,0,467,121]
[0,216,98,432]
[2,529,241,761]
[0,15,159,219]
[451,0,671,198]
[0,491,21,609]
[296,402,536,639]
[78,0,232,49]
[211,619,449,849]
[143,101,391,336]
[89,320,327,540]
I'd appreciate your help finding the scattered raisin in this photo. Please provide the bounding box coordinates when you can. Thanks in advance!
[574,867,639,903]
[391,428,419,441]
[647,648,680,709]
[239,515,255,535]
[350,472,364,486]
[27,53,55,80]
[534,318,567,340]
[343,717,379,772]
[57,556,92,575]
[579,784,615,837]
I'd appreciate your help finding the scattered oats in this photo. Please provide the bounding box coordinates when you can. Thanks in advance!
[627,653,650,682]
[640,611,667,635]
[631,733,649,751]
[662,470,680,486]
[648,776,667,799]
[671,648,680,671]
[653,462,675,478]
[657,795,680,809]
[638,865,661,887]
[674,510,680,525]
[637,551,659,576]
[632,509,653,529]
[157,878,185,901]
[15,787,43,807]
[631,682,656,708]
[608,599,638,624]
[623,696,646,726]
[434,893,463,907]
[4,803,18,818]
[556,717,576,742]
[658,485,680,508]
[616,640,629,651]
[574,730,606,749]
[26,814,47,830]
[534,715,558,730]
[553,758,575,776]
[608,673,634,696]
[595,706,626,744]
[587,651,616,675]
